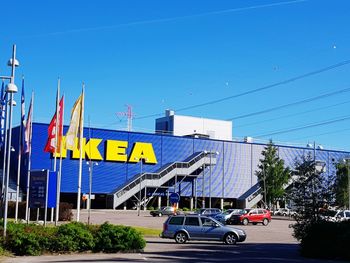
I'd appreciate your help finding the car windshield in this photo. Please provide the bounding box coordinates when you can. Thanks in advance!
[210,217,224,226]
[222,209,234,215]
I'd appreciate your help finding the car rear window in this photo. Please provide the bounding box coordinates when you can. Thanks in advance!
[169,216,184,225]
[185,217,200,226]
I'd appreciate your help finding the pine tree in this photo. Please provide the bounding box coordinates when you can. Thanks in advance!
[255,140,291,210]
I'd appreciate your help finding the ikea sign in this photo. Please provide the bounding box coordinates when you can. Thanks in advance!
[53,137,157,164]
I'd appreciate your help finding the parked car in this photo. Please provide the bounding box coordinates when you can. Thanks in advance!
[274,208,297,217]
[214,209,245,224]
[150,206,176,217]
[226,209,251,225]
[227,208,271,226]
[160,214,246,245]
[195,208,222,218]
[322,210,350,222]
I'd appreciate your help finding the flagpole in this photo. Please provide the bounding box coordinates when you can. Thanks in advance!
[76,84,84,222]
[25,92,34,224]
[1,91,9,217]
[51,79,60,222]
[55,94,64,226]
[15,77,25,222]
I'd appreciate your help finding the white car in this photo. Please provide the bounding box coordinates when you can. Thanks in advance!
[326,210,350,222]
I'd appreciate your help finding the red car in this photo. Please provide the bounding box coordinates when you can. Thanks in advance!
[239,208,271,226]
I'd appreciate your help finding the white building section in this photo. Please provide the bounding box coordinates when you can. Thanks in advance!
[155,110,232,141]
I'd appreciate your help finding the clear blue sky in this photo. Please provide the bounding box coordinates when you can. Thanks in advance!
[1,0,350,151]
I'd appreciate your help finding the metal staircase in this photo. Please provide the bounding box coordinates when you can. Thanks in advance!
[109,151,217,209]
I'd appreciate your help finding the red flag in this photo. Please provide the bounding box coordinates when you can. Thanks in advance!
[44,96,64,153]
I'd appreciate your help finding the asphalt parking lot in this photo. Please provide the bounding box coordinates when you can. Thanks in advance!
[2,210,344,262]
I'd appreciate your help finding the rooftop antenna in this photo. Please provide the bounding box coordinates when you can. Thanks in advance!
[116,104,135,131]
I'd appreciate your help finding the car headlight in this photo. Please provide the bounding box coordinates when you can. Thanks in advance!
[236,230,246,235]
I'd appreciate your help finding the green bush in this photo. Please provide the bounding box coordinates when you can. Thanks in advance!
[147,206,154,211]
[54,222,94,252]
[300,221,350,260]
[4,222,56,256]
[94,222,146,253]
[0,221,145,256]
[182,207,189,211]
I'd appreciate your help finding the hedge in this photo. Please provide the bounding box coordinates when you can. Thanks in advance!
[0,221,146,256]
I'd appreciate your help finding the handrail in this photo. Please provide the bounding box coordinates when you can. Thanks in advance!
[113,151,216,197]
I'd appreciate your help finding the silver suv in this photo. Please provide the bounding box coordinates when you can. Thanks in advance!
[160,215,246,245]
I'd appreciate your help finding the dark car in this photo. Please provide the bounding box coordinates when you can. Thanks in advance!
[226,209,250,225]
[160,214,246,245]
[195,208,222,218]
[150,206,176,217]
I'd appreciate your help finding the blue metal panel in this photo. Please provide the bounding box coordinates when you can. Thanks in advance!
[26,123,350,200]
[223,142,252,198]
[192,139,224,198]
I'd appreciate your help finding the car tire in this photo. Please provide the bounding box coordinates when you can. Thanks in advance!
[175,232,187,244]
[224,233,237,245]
[158,213,162,217]
[262,218,269,226]
[242,218,249,225]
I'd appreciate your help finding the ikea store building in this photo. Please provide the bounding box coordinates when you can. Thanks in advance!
[9,111,350,210]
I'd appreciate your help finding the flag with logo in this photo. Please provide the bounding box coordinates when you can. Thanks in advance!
[0,81,6,149]
[24,93,33,154]
[65,91,84,150]
[44,96,64,153]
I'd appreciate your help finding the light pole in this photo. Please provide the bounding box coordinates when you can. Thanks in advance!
[86,161,98,224]
[135,157,143,216]
[2,45,19,237]
[263,164,267,207]
[209,151,219,209]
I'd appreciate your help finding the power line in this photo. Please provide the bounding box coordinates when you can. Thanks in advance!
[291,127,350,141]
[234,99,350,128]
[254,115,350,138]
[135,59,350,120]
[228,87,350,121]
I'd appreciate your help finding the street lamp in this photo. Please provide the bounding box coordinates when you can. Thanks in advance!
[209,151,219,209]
[86,161,98,224]
[2,45,19,237]
[135,157,147,216]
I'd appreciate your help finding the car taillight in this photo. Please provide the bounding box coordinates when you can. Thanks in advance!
[163,223,168,232]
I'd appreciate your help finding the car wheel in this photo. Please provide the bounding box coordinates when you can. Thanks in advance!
[224,233,237,245]
[242,218,249,225]
[175,232,187,244]
[158,213,162,217]
[262,218,269,226]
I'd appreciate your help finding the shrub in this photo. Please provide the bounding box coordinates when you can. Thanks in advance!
[54,222,94,252]
[182,207,189,211]
[94,222,145,253]
[300,221,350,260]
[147,206,154,211]
[4,222,56,256]
[59,202,74,221]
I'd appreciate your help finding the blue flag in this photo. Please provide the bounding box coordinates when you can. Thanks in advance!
[21,79,28,153]
[0,81,6,149]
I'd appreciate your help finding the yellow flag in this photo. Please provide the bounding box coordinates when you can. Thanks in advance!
[66,93,83,150]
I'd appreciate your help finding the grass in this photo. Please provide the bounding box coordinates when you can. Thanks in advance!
[133,226,162,237]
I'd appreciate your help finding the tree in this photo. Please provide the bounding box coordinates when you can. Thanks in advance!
[255,140,291,210]
[290,154,335,241]
[334,161,350,208]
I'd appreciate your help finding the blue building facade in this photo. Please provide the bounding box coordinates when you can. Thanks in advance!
[10,123,350,208]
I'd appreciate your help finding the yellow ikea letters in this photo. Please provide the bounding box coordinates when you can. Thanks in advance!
[54,137,157,164]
